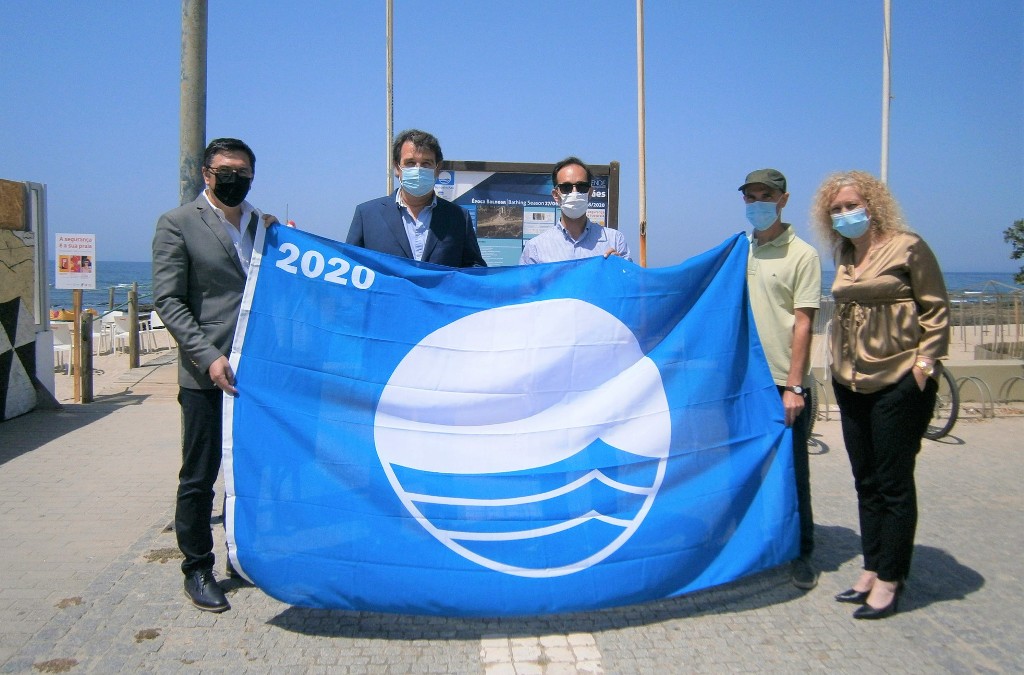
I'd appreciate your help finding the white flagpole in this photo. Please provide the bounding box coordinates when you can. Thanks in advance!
[636,0,648,267]
[881,0,892,183]
[386,0,394,194]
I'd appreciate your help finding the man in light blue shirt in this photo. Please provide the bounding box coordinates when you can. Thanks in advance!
[519,157,631,264]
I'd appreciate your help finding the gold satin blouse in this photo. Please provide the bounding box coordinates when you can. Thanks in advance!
[830,231,950,393]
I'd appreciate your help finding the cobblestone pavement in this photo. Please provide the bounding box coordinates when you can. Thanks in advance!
[1,354,1021,673]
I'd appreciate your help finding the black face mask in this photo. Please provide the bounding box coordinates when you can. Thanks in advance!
[211,175,252,208]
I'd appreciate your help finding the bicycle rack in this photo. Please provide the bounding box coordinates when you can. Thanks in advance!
[997,376,1024,404]
[956,376,995,419]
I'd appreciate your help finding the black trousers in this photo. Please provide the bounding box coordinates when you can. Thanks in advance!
[778,387,814,558]
[176,386,223,575]
[832,372,937,582]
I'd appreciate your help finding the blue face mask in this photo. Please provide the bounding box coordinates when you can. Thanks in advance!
[745,201,779,231]
[831,207,870,239]
[400,166,436,198]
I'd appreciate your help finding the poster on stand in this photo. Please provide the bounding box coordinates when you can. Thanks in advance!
[54,233,96,290]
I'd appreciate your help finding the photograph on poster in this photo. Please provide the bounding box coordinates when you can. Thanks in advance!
[476,204,524,239]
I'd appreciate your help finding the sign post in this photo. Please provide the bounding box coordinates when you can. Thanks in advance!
[55,233,96,402]
[72,289,83,401]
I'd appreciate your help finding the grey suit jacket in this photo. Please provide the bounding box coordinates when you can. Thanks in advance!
[152,195,257,389]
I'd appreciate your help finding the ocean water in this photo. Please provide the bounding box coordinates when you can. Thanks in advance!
[47,260,1020,311]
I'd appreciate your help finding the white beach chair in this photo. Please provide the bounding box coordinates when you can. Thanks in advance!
[96,311,122,354]
[110,315,131,353]
[51,323,73,374]
[148,311,175,350]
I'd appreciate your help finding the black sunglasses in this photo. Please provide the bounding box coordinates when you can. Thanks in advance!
[555,181,591,194]
[205,166,253,183]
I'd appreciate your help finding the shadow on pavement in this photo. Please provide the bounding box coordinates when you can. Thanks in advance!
[0,395,152,467]
[904,545,984,611]
[808,434,832,455]
[810,526,984,614]
[928,433,966,446]
[265,565,815,640]
[809,524,861,574]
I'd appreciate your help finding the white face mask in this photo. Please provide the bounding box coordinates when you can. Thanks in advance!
[559,191,589,220]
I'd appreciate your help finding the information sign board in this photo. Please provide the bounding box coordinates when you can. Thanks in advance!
[436,161,619,267]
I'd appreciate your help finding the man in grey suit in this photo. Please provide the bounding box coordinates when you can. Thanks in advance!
[347,129,486,268]
[152,137,262,613]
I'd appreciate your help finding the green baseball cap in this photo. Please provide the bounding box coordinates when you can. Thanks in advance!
[739,169,787,194]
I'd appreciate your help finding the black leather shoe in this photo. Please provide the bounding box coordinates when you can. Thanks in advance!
[184,569,230,612]
[853,592,899,620]
[835,588,870,604]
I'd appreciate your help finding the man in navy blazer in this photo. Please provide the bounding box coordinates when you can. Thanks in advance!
[347,129,486,268]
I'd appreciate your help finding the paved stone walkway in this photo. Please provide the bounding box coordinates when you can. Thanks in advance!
[1,352,1021,673]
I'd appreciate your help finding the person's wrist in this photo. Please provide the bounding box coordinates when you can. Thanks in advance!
[914,359,935,377]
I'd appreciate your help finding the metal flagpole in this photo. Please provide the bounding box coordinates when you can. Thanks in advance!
[880,0,892,183]
[636,0,648,267]
[386,0,394,194]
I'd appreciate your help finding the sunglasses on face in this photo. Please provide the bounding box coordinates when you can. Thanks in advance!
[206,166,253,183]
[555,181,591,194]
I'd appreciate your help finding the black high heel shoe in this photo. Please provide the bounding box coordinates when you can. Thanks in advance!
[853,585,901,620]
[835,588,870,604]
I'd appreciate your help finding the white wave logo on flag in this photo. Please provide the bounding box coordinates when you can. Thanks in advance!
[375,298,671,577]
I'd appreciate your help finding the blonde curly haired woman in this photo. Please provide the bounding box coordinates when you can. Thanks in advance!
[810,171,950,620]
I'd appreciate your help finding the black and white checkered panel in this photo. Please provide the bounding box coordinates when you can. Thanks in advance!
[0,297,38,421]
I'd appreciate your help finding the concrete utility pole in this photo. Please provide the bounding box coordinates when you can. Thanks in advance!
[180,0,208,205]
[636,0,648,267]
[386,0,394,194]
[880,0,892,184]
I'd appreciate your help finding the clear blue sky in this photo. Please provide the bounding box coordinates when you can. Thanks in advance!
[3,1,1021,273]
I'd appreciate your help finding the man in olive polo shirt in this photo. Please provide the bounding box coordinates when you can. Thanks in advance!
[741,168,822,589]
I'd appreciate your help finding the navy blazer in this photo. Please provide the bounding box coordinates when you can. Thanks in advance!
[346,192,486,268]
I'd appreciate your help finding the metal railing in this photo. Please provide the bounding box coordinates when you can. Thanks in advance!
[949,291,1024,359]
[813,292,1024,359]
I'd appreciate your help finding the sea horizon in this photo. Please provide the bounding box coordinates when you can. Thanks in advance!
[47,259,1023,311]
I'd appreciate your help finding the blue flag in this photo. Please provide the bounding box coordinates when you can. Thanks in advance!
[224,225,796,616]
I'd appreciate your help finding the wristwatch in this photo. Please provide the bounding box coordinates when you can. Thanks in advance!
[784,385,805,395]
[915,359,936,377]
